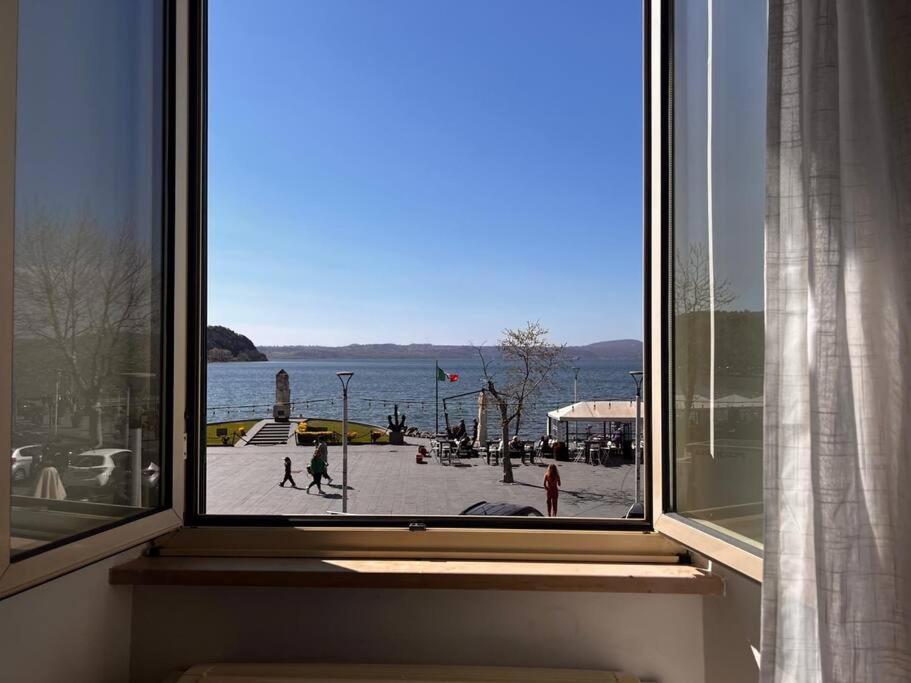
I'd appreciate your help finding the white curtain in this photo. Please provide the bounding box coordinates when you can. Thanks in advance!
[762,0,911,681]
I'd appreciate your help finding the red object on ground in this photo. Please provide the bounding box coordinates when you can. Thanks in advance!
[416,446,427,463]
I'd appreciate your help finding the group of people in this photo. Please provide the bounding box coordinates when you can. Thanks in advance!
[279,439,333,494]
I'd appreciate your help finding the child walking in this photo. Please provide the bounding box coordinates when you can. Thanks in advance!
[279,456,296,488]
[306,449,327,494]
[543,463,561,517]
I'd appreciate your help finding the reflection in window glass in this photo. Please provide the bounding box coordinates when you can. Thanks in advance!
[672,0,766,545]
[11,0,166,557]
[205,1,645,520]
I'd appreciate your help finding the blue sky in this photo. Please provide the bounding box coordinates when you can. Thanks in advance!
[208,0,643,346]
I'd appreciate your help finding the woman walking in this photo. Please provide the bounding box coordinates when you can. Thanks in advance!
[306,449,327,494]
[315,440,332,484]
[543,463,561,517]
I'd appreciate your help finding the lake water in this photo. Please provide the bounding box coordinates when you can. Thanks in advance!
[207,358,641,438]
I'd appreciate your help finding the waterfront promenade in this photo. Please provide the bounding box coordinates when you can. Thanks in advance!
[205,439,637,518]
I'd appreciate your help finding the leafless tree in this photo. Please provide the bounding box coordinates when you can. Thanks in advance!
[476,322,564,483]
[14,214,153,445]
[674,242,737,433]
[674,242,736,316]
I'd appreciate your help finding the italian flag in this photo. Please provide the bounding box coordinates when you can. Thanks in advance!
[437,367,459,382]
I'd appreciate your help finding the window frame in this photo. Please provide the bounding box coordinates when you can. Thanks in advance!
[0,0,185,599]
[648,0,763,583]
[184,0,656,536]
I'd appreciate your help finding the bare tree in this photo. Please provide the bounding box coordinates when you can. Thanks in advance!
[674,242,737,433]
[476,322,564,484]
[674,242,736,316]
[14,214,153,445]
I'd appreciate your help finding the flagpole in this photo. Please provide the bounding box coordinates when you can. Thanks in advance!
[435,361,439,435]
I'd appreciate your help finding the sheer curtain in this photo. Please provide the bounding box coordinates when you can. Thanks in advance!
[762,1,911,681]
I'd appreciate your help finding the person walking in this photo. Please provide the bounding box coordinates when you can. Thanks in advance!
[279,456,296,488]
[306,450,327,494]
[543,463,561,517]
[315,440,333,483]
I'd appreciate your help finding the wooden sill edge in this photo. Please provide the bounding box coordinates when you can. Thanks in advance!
[109,556,723,595]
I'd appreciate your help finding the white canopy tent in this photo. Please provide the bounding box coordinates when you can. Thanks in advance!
[547,400,639,423]
[546,400,643,442]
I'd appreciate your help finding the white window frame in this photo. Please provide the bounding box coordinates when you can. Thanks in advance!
[0,0,187,600]
[647,0,762,583]
[0,0,762,592]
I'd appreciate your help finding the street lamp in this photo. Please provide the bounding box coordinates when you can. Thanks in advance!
[53,370,62,437]
[571,366,580,441]
[629,371,644,505]
[336,371,354,513]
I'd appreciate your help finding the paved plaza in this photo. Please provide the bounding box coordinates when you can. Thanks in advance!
[206,439,638,518]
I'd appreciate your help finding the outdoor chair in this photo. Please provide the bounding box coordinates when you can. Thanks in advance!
[589,442,603,466]
[439,440,454,465]
[570,441,587,463]
[485,441,500,466]
[455,440,474,460]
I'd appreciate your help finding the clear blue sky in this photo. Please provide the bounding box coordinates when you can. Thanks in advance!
[208,0,643,346]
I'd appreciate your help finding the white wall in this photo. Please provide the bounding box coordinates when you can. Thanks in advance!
[702,564,761,683]
[0,547,143,683]
[0,550,763,683]
[130,587,706,683]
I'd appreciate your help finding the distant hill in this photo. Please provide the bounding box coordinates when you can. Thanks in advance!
[260,339,642,362]
[207,325,268,362]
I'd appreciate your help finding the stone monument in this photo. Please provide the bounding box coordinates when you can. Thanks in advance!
[273,369,291,422]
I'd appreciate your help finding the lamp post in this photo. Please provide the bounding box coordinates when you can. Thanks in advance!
[53,370,61,437]
[123,372,154,507]
[572,366,580,441]
[336,371,354,513]
[629,371,643,504]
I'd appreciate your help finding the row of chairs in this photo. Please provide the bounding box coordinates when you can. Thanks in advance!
[430,438,542,467]
[569,440,622,465]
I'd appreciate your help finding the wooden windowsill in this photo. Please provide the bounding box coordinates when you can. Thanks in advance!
[109,556,723,594]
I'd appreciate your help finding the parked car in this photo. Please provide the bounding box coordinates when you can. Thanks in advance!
[63,449,127,493]
[64,449,161,504]
[142,461,161,493]
[11,444,43,482]
[459,501,544,517]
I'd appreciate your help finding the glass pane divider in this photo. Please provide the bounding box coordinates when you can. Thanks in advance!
[0,0,19,580]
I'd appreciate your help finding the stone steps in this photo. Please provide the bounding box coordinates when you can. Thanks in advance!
[247,421,292,446]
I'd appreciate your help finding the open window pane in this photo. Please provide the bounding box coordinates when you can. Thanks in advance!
[671,0,767,546]
[203,0,646,521]
[10,0,168,557]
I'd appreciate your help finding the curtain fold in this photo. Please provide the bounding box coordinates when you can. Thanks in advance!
[762,1,911,681]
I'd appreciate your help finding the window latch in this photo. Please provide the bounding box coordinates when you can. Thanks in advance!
[408,521,427,532]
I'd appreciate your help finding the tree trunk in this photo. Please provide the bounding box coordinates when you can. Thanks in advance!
[500,406,513,483]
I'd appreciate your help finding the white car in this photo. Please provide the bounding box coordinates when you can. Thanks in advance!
[11,444,42,482]
[63,449,131,492]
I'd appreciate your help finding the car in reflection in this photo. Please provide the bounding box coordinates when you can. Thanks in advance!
[459,501,544,516]
[11,444,43,482]
[63,449,126,493]
[63,449,160,503]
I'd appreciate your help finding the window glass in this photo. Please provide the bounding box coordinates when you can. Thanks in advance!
[205,0,645,521]
[672,0,767,546]
[11,0,167,557]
